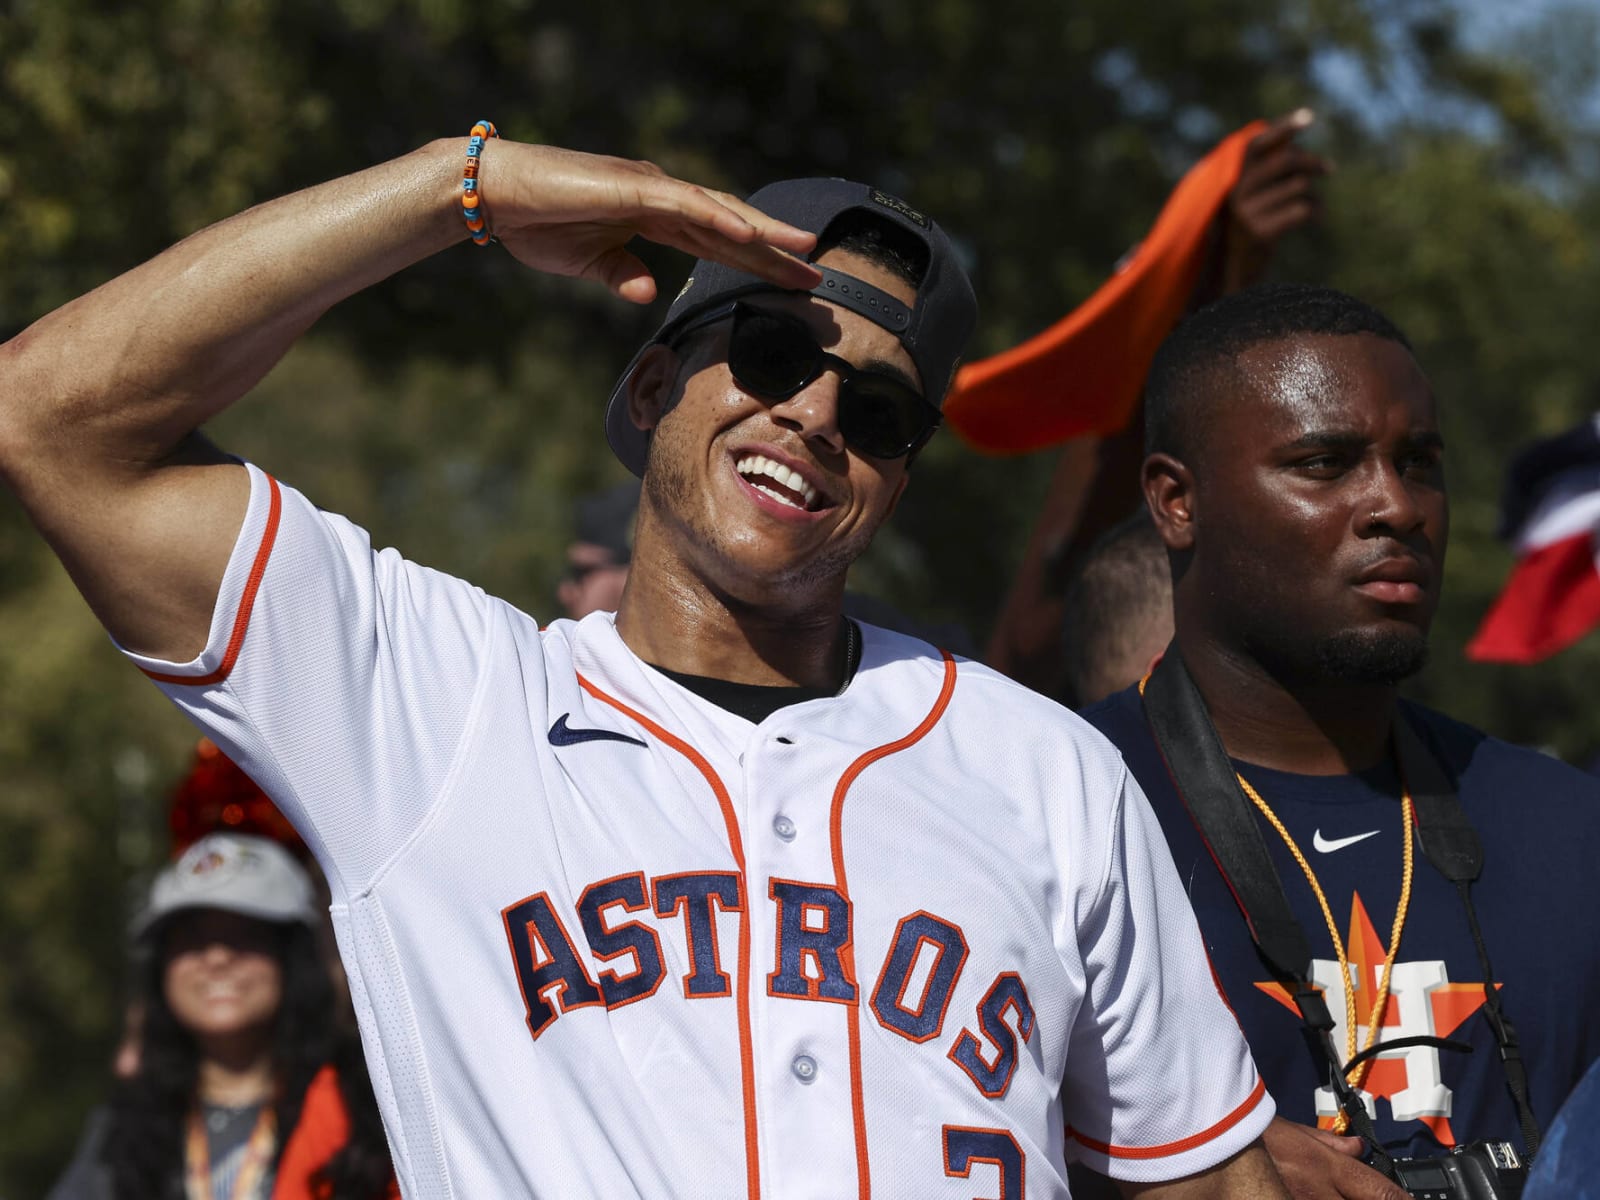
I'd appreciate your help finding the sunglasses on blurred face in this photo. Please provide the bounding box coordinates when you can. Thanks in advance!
[670,301,941,460]
[564,558,624,584]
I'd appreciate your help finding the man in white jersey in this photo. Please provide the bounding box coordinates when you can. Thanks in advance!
[1,131,1285,1197]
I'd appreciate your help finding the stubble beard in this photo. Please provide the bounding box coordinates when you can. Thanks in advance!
[1241,617,1430,687]
[1310,626,1430,685]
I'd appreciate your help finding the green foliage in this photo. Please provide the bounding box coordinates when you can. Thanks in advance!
[3,0,1599,1192]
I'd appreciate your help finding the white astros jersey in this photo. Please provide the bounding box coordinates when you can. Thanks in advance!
[124,464,1273,1199]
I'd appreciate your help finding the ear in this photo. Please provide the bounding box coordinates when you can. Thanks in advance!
[627,344,683,433]
[1142,452,1196,552]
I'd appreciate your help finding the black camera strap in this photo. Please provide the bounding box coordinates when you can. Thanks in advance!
[1393,717,1542,1161]
[1140,650,1397,1173]
[1141,650,1541,1168]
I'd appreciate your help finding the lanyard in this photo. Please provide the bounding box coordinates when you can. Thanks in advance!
[1231,765,1416,1130]
[1138,648,1541,1164]
[185,1104,277,1200]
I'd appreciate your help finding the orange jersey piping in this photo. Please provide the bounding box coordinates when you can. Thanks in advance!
[830,650,959,1199]
[575,673,760,1200]
[1066,1075,1268,1160]
[142,473,282,687]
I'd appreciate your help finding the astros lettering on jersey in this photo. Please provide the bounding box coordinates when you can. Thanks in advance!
[128,465,1274,1197]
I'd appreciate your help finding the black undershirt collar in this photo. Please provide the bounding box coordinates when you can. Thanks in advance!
[649,620,862,724]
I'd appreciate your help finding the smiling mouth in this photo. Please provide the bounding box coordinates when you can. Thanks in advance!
[735,453,822,512]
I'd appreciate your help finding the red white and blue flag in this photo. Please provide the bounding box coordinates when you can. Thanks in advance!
[1467,414,1600,664]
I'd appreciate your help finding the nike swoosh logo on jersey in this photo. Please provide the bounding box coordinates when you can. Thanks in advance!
[548,713,647,748]
[1312,828,1381,853]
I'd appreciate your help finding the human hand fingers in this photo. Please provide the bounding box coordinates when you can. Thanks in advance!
[1228,131,1327,256]
[1243,107,1318,161]
[497,212,817,305]
[1262,1119,1410,1200]
[637,209,821,291]
[618,176,820,276]
[1237,108,1331,200]
[1298,1125,1366,1158]
[1237,144,1331,195]
[590,244,658,304]
[1231,171,1323,241]
[692,185,820,257]
[1325,1158,1411,1200]
[482,143,821,293]
[653,212,823,290]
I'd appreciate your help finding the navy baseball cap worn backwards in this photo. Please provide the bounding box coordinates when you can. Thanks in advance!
[605,177,978,477]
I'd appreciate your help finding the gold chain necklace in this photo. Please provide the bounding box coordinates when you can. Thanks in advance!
[1136,672,1418,1132]
[1235,771,1416,1133]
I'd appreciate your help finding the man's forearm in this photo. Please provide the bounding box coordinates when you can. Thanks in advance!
[1118,1142,1289,1199]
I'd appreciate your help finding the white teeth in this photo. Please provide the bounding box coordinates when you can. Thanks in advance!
[735,454,819,510]
[751,482,803,509]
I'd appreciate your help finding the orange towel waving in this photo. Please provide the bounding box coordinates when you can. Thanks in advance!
[945,121,1268,453]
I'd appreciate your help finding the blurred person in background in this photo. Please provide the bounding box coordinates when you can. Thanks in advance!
[557,479,640,619]
[47,832,394,1200]
[1058,508,1171,708]
[168,740,353,1021]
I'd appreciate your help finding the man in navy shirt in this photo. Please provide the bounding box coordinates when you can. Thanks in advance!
[1082,283,1600,1199]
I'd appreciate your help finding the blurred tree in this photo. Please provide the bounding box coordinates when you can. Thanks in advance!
[1,0,1597,1192]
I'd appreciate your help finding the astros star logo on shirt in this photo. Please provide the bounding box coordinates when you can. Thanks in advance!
[1254,890,1497,1146]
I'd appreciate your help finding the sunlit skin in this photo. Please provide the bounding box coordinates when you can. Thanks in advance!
[1144,332,1448,775]
[615,249,920,687]
[162,908,283,1101]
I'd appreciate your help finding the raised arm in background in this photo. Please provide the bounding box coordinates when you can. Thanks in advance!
[0,137,819,663]
[986,109,1327,698]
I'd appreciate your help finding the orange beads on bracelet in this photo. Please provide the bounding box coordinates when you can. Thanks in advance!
[462,119,498,245]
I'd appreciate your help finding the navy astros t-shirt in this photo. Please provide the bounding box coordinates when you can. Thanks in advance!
[1083,684,1600,1160]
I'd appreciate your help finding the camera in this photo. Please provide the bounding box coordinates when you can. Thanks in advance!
[1391,1140,1528,1200]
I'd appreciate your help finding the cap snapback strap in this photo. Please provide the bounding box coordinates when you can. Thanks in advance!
[811,264,912,333]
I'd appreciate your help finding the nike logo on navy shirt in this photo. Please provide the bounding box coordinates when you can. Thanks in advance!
[548,713,647,748]
[1312,828,1381,853]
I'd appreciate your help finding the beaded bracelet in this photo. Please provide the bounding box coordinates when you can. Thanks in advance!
[461,119,498,245]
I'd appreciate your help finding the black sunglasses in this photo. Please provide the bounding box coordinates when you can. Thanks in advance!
[670,301,941,460]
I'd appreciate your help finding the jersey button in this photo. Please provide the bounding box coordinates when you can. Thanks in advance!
[772,814,797,842]
[791,1054,818,1084]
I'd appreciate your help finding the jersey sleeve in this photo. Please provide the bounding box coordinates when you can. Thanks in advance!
[118,462,501,900]
[1060,765,1274,1182]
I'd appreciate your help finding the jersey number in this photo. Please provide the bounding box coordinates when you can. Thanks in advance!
[943,1126,1024,1200]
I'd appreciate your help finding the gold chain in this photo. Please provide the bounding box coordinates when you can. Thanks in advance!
[1136,672,1418,1133]
[1235,773,1415,1133]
